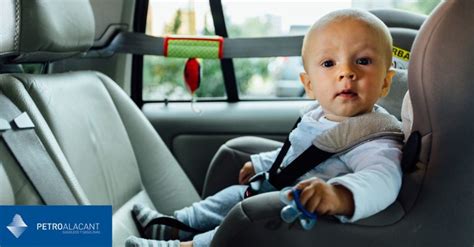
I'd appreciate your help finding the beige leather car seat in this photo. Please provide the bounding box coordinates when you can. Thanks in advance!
[0,0,200,245]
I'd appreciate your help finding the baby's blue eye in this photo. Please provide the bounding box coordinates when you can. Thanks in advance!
[356,57,372,65]
[322,60,334,67]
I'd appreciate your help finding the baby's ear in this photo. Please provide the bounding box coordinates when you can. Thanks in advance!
[381,69,396,97]
[299,72,315,99]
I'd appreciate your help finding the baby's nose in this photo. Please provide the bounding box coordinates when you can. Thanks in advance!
[339,71,356,80]
[338,64,357,80]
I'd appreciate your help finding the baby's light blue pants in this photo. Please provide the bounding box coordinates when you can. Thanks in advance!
[174,185,247,247]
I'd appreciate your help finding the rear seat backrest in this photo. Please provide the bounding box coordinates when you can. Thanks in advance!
[0,0,200,245]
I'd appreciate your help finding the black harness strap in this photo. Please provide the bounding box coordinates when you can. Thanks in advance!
[269,145,333,190]
[0,93,77,205]
[401,131,421,173]
[248,116,335,193]
[266,116,335,190]
[268,117,301,176]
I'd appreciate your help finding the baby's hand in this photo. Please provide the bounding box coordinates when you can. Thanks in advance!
[293,178,354,216]
[239,161,256,185]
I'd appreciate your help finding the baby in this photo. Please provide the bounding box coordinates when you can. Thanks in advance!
[127,8,401,247]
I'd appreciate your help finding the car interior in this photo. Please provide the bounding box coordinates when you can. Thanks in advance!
[0,0,472,246]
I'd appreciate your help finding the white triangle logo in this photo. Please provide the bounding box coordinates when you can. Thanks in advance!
[6,214,28,238]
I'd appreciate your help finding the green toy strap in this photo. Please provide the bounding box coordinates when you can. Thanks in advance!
[164,36,224,59]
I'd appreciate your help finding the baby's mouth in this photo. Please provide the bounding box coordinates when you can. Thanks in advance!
[335,89,358,99]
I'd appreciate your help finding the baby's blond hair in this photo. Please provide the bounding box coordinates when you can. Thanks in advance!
[302,9,393,70]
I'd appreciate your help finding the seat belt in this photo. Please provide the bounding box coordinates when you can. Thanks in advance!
[85,32,304,59]
[0,93,77,205]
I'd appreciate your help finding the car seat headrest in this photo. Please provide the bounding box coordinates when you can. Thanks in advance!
[371,9,425,30]
[370,9,423,120]
[377,68,408,120]
[409,0,474,162]
[371,9,425,63]
[0,0,95,63]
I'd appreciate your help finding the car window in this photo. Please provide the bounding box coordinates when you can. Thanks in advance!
[237,57,305,99]
[143,0,441,101]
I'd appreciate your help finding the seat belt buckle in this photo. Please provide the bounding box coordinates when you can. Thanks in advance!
[244,172,276,198]
[13,112,35,129]
[248,171,268,185]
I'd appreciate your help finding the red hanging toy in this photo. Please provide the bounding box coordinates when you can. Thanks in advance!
[184,58,201,113]
[184,58,201,95]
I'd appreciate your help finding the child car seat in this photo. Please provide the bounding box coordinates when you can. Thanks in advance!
[210,1,474,246]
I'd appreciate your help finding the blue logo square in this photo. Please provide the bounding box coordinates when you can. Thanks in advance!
[0,205,112,247]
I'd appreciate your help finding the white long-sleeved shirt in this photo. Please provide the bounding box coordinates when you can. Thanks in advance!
[250,103,402,223]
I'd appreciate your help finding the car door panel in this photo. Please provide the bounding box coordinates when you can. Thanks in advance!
[142,100,307,193]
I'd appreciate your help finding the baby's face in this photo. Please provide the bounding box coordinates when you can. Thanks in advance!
[300,19,394,121]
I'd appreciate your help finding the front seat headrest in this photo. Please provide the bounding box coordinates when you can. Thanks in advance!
[0,0,95,63]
